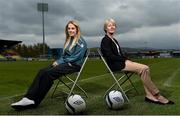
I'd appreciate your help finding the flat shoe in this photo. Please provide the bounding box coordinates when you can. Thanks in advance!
[145,97,161,104]
[159,100,174,105]
[166,100,174,104]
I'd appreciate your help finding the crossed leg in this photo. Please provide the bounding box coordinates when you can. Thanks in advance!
[122,60,172,104]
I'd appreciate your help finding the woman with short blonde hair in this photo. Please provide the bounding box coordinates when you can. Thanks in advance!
[100,18,174,105]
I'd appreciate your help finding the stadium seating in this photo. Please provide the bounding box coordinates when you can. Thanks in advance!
[0,54,6,61]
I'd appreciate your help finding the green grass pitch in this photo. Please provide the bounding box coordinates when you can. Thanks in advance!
[0,58,180,114]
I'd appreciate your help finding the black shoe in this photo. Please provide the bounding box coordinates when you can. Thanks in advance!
[166,100,174,104]
[145,97,175,105]
[159,100,175,105]
[145,97,162,105]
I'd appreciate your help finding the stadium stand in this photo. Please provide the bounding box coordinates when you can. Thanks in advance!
[0,39,22,61]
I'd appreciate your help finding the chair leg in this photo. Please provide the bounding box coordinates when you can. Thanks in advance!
[104,72,138,98]
[127,77,139,94]
[102,72,130,102]
[66,55,89,102]
[65,75,88,98]
[52,76,77,98]
[123,72,139,94]
[59,77,72,90]
[98,49,129,102]
[51,79,60,98]
[103,74,126,98]
[119,77,133,93]
[124,79,138,94]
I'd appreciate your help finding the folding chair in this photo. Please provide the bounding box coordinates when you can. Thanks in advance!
[104,71,139,97]
[51,49,89,100]
[97,49,138,102]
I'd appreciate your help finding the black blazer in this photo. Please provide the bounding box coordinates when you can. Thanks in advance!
[100,35,127,71]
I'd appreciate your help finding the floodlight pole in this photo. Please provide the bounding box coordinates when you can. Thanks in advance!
[42,10,45,57]
[37,3,48,58]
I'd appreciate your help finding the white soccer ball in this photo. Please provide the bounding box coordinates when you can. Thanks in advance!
[105,90,124,110]
[65,94,86,114]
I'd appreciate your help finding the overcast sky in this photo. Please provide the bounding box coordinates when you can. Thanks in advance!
[0,0,180,49]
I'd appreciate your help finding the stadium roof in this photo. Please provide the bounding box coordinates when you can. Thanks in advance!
[0,39,22,49]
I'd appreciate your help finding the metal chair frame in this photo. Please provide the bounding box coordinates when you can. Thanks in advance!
[51,49,89,100]
[97,49,138,102]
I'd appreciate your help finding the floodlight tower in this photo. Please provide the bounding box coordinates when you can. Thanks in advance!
[37,3,48,57]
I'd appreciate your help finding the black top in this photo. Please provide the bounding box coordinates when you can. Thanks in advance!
[100,35,127,71]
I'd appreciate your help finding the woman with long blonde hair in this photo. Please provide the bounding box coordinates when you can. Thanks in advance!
[64,20,81,51]
[11,20,87,109]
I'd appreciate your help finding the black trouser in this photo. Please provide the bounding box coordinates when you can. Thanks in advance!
[24,63,80,106]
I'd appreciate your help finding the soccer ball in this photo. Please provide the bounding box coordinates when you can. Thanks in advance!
[65,94,86,114]
[105,90,124,110]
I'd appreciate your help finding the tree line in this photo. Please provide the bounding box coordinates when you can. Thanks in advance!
[12,43,50,58]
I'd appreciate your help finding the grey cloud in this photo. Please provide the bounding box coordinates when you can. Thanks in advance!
[112,0,180,34]
[0,0,180,49]
[0,0,41,35]
[143,0,180,26]
[116,22,180,49]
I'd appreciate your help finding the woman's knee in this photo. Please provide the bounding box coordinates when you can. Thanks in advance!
[142,65,149,71]
[39,67,59,80]
[43,70,58,80]
[138,65,150,76]
[39,66,52,73]
[39,68,47,74]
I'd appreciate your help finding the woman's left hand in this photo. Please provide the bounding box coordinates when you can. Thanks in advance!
[52,61,58,67]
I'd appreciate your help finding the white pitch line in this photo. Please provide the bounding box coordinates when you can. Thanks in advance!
[0,73,109,100]
[163,67,180,87]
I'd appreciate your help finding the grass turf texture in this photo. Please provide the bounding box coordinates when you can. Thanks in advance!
[0,58,180,114]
